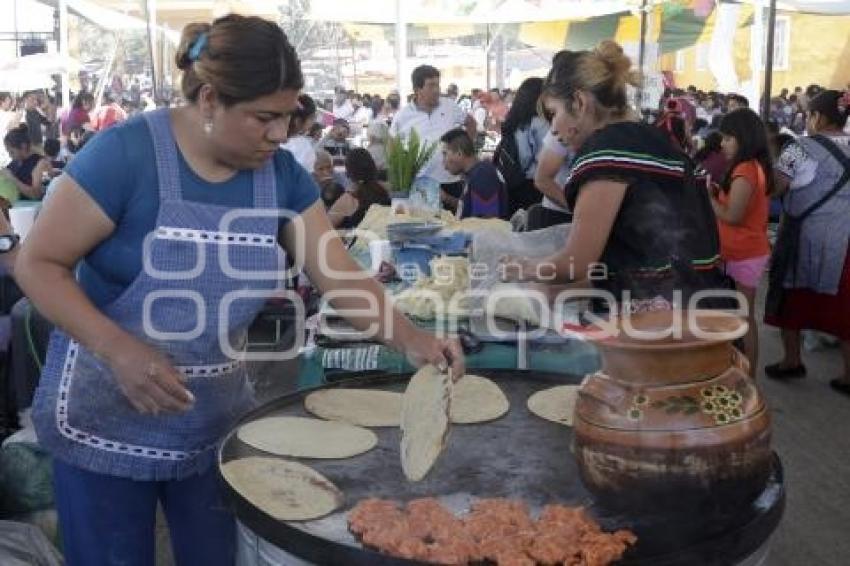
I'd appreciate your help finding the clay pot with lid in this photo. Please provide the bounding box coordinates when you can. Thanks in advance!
[573,310,772,510]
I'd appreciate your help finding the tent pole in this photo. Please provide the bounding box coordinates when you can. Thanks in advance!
[395,0,407,100]
[351,36,359,93]
[59,0,70,108]
[636,0,648,110]
[761,0,777,119]
[144,0,158,102]
[485,24,491,91]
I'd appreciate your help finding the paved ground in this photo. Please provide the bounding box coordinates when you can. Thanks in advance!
[754,325,850,564]
[153,289,850,565]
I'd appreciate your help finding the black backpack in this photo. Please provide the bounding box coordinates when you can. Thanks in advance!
[492,132,528,193]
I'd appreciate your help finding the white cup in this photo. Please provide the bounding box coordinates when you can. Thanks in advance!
[9,204,41,241]
[368,239,392,273]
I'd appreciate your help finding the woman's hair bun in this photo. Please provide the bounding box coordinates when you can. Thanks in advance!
[175,22,212,71]
[595,40,641,89]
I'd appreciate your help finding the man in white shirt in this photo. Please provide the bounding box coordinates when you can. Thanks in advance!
[350,95,373,136]
[332,88,355,121]
[281,93,318,172]
[530,130,573,229]
[390,65,477,211]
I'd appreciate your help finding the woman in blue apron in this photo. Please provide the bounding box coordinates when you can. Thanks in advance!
[15,15,463,566]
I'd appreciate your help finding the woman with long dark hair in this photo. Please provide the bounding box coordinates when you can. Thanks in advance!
[281,92,318,171]
[327,147,391,229]
[495,77,548,215]
[710,108,774,376]
[764,90,850,395]
[2,124,49,201]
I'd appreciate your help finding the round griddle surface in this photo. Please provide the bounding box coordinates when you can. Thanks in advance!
[219,369,783,566]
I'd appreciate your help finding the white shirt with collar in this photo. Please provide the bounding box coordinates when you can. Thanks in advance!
[390,97,467,184]
[281,135,317,173]
[540,131,574,213]
[333,100,355,121]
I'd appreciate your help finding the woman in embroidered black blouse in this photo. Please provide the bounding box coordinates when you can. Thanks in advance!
[502,42,728,314]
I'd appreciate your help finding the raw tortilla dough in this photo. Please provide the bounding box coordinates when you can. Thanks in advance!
[527,385,580,426]
[401,365,451,481]
[451,375,510,424]
[393,256,472,320]
[237,416,377,459]
[486,282,542,327]
[305,389,403,427]
[221,457,343,521]
[352,204,510,253]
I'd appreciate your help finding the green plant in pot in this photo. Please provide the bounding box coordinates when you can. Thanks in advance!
[387,129,438,196]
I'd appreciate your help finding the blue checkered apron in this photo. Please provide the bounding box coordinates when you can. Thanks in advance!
[32,109,282,480]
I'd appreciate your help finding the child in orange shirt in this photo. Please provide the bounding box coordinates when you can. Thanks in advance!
[710,108,774,377]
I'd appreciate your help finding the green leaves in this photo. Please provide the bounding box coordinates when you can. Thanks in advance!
[387,129,438,194]
[651,395,700,415]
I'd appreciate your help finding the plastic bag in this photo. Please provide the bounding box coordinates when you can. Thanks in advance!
[0,442,54,516]
[0,520,62,566]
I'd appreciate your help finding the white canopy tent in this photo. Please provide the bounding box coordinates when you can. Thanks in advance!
[307,0,850,110]
[308,0,634,24]
[12,0,850,108]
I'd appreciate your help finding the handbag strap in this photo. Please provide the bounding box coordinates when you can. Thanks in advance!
[794,134,850,220]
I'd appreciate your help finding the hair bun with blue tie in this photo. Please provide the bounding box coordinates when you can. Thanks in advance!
[188,32,208,62]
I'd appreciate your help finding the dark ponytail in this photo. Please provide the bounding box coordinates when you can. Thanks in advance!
[175,14,303,106]
[3,124,31,150]
[808,90,850,130]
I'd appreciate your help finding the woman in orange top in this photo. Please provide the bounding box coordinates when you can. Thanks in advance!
[710,108,773,377]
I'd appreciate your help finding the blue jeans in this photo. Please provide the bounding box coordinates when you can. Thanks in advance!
[53,458,235,566]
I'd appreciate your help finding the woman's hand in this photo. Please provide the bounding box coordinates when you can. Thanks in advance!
[709,181,722,200]
[105,336,195,415]
[499,255,536,283]
[401,330,465,381]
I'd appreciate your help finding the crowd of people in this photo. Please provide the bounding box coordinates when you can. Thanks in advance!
[0,85,165,211]
[4,48,850,390]
[273,49,850,396]
[0,12,848,565]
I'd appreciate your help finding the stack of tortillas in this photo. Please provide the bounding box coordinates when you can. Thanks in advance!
[221,457,343,521]
[304,375,509,428]
[527,385,580,426]
[237,416,377,458]
[400,365,452,481]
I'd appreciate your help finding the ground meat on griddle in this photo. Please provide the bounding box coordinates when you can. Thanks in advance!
[347,497,636,566]
[471,498,534,528]
[393,536,431,561]
[538,505,595,531]
[426,538,478,565]
[406,498,463,540]
[477,532,536,562]
[579,530,635,566]
[614,530,638,546]
[492,551,537,566]
[526,532,580,565]
[348,498,404,536]
[360,521,413,552]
